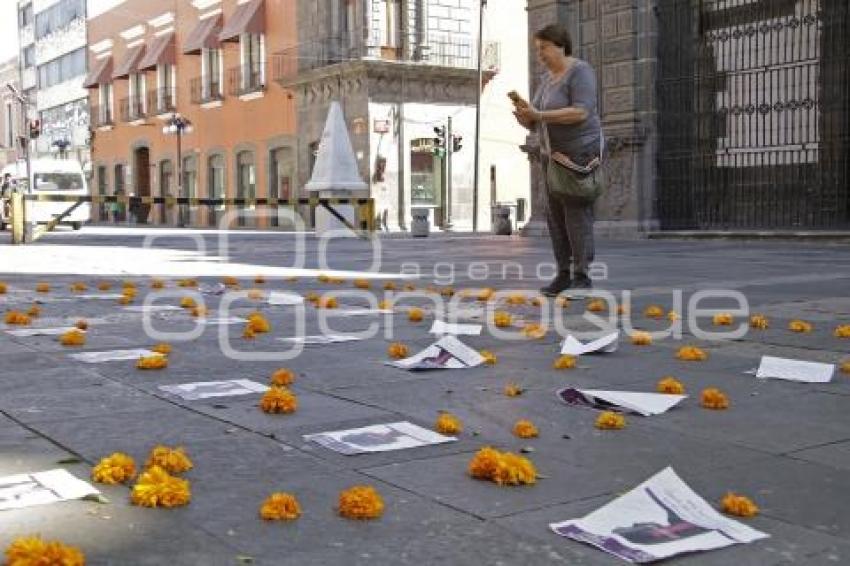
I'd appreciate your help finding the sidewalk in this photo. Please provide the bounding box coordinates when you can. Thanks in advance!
[1,231,849,565]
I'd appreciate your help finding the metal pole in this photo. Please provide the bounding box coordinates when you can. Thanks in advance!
[472,0,486,232]
[176,124,183,227]
[445,115,453,230]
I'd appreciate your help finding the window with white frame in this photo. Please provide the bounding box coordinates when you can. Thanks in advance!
[158,64,175,113]
[240,33,265,92]
[202,47,222,100]
[129,72,145,117]
[98,82,113,124]
[378,0,400,48]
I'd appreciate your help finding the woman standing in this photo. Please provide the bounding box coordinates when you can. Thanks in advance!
[513,24,604,296]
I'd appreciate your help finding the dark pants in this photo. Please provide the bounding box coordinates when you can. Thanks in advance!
[544,164,595,277]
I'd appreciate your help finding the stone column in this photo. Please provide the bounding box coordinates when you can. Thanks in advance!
[522,0,660,238]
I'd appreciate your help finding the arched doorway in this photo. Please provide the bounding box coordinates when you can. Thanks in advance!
[133,146,151,223]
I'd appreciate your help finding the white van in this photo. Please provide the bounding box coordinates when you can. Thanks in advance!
[0,158,90,230]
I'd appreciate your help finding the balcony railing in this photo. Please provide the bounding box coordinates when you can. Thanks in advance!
[273,30,474,83]
[190,77,224,105]
[90,104,114,127]
[147,88,177,116]
[119,96,146,122]
[227,62,266,97]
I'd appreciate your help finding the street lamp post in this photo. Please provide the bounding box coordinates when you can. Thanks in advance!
[472,0,487,232]
[162,114,193,227]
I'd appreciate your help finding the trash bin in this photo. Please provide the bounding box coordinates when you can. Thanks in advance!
[411,207,430,237]
[491,205,512,235]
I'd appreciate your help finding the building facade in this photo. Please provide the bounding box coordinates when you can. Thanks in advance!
[17,0,91,164]
[525,0,850,234]
[0,58,23,171]
[277,0,529,232]
[86,0,297,227]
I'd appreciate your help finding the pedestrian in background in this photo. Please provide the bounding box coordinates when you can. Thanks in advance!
[512,23,606,296]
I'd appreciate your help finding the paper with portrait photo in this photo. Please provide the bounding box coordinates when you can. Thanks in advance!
[386,336,485,370]
[304,421,456,455]
[557,387,686,416]
[159,379,269,400]
[561,332,619,356]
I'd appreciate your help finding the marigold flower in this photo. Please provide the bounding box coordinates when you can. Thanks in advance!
[131,465,191,508]
[440,287,455,297]
[840,360,850,374]
[477,288,495,302]
[118,296,133,305]
[521,323,546,339]
[271,368,296,387]
[676,345,708,361]
[750,314,769,329]
[26,305,41,317]
[318,274,331,283]
[92,452,136,484]
[505,293,527,306]
[480,350,497,365]
[4,536,84,566]
[493,310,512,327]
[247,289,265,301]
[35,282,50,293]
[4,311,31,325]
[70,282,87,292]
[586,299,606,312]
[177,279,197,288]
[403,283,416,291]
[122,280,137,290]
[254,275,266,285]
[616,305,629,315]
[530,296,544,307]
[247,312,271,333]
[789,319,813,333]
[222,276,239,287]
[317,296,338,309]
[387,342,409,359]
[190,306,208,318]
[468,447,536,486]
[0,282,7,294]
[713,313,734,326]
[121,287,136,298]
[97,281,112,291]
[630,331,653,346]
[721,492,759,517]
[595,411,626,430]
[378,300,392,310]
[513,419,538,438]
[136,355,168,370]
[701,387,729,410]
[833,325,850,338]
[408,307,424,322]
[151,343,172,355]
[383,281,397,291]
[305,291,320,304]
[74,319,88,331]
[150,279,166,289]
[657,376,685,394]
[329,277,346,285]
[555,296,571,308]
[504,382,524,397]
[353,278,370,289]
[260,386,298,414]
[180,296,197,309]
[59,329,86,347]
[553,354,577,369]
[435,413,463,435]
[644,305,664,319]
[667,310,679,321]
[338,485,384,519]
[260,492,302,521]
[146,445,193,474]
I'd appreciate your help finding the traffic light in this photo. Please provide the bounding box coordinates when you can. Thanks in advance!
[452,135,463,153]
[433,125,446,158]
[28,119,41,139]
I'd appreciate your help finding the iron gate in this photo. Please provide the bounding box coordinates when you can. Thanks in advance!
[656,0,850,230]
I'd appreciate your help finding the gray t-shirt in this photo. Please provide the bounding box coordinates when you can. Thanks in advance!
[532,60,602,165]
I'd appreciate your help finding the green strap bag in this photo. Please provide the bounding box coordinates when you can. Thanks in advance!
[544,127,607,203]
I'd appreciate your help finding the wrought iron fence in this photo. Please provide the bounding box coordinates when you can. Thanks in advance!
[90,104,113,127]
[118,96,146,122]
[147,88,176,115]
[190,77,223,104]
[656,0,850,229]
[227,62,265,96]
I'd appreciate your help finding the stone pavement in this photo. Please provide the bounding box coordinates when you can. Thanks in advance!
[1,227,849,565]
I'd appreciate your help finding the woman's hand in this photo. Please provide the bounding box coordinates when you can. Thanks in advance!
[513,105,539,129]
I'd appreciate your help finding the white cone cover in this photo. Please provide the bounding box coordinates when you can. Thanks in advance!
[305,101,368,192]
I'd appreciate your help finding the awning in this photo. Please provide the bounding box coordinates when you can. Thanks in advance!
[138,33,175,71]
[219,0,265,43]
[183,15,222,55]
[112,45,146,79]
[83,57,113,89]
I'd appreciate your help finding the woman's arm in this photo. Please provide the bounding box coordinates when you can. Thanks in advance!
[536,106,589,125]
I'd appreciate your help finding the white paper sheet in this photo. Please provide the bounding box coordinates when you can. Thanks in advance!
[123,305,183,313]
[550,467,768,563]
[561,332,620,356]
[754,355,835,384]
[159,379,269,400]
[557,388,686,416]
[429,320,483,336]
[71,349,161,363]
[277,334,364,345]
[304,421,456,455]
[268,291,305,306]
[0,469,100,511]
[6,326,81,337]
[386,336,485,370]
